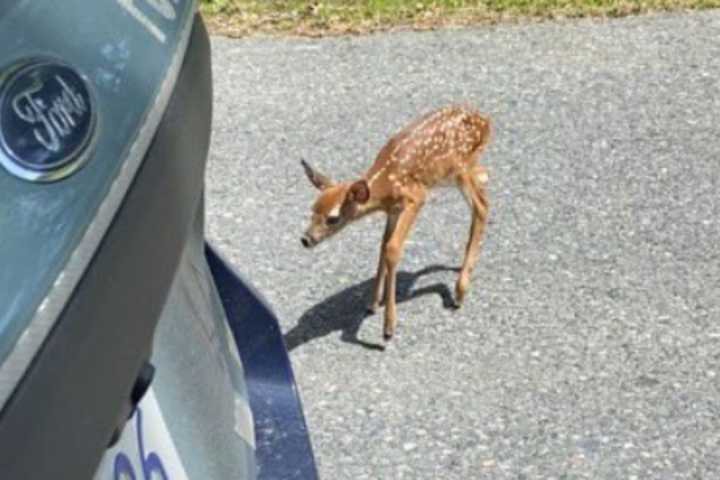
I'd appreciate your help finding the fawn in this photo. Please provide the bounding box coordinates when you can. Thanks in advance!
[300,105,492,341]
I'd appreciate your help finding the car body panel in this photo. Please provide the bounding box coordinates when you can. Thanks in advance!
[0,3,318,478]
[0,11,212,478]
[94,204,257,479]
[0,0,194,393]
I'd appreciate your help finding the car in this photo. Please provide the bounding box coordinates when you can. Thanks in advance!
[0,1,317,478]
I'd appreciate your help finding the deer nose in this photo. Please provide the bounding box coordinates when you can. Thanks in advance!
[301,235,312,248]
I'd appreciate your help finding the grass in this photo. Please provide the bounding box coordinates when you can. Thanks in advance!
[200,0,720,37]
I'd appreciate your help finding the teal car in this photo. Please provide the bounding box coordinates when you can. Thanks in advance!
[0,2,317,478]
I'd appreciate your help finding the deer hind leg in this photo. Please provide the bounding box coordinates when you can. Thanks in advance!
[368,214,398,314]
[382,200,423,341]
[455,167,490,307]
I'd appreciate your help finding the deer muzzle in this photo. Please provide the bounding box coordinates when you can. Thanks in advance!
[301,233,317,248]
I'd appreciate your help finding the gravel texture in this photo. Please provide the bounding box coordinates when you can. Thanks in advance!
[206,11,720,479]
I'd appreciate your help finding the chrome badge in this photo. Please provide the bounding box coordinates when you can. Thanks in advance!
[0,59,97,182]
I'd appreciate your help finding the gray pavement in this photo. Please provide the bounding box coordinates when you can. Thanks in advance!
[206,11,720,479]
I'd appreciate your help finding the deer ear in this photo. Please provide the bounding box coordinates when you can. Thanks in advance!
[348,180,370,204]
[301,158,334,190]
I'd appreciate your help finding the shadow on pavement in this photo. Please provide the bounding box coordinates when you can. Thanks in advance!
[284,265,459,352]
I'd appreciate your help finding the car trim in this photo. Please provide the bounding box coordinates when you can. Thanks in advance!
[0,57,100,183]
[206,244,320,480]
[0,3,196,410]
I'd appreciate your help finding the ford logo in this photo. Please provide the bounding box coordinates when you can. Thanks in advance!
[0,59,97,182]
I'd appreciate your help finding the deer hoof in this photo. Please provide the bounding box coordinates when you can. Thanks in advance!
[383,323,395,341]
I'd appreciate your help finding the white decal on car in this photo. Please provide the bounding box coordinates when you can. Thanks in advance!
[93,389,190,480]
[116,0,179,43]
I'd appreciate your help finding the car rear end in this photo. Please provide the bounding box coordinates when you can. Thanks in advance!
[0,2,316,478]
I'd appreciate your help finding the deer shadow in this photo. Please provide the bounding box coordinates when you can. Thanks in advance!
[284,265,460,352]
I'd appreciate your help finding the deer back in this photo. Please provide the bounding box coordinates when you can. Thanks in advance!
[365,106,491,201]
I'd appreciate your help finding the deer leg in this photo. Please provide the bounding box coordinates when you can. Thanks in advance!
[368,214,398,314]
[455,170,490,307]
[382,202,423,341]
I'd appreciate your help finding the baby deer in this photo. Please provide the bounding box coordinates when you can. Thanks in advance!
[301,105,492,341]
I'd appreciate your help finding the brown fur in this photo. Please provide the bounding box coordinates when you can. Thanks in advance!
[301,105,492,341]
[365,105,491,199]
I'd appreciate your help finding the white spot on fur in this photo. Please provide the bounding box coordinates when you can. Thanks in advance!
[477,170,489,184]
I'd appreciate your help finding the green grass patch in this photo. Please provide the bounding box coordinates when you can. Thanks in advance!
[200,0,720,37]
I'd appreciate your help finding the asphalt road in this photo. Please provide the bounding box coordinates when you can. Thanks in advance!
[206,11,720,479]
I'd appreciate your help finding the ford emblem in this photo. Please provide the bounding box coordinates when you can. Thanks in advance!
[0,58,97,182]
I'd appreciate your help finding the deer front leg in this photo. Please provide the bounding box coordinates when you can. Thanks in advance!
[368,214,398,314]
[382,202,422,341]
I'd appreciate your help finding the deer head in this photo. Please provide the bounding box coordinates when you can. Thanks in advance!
[300,159,370,248]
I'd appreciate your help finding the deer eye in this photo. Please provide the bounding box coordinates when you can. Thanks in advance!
[326,215,341,226]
